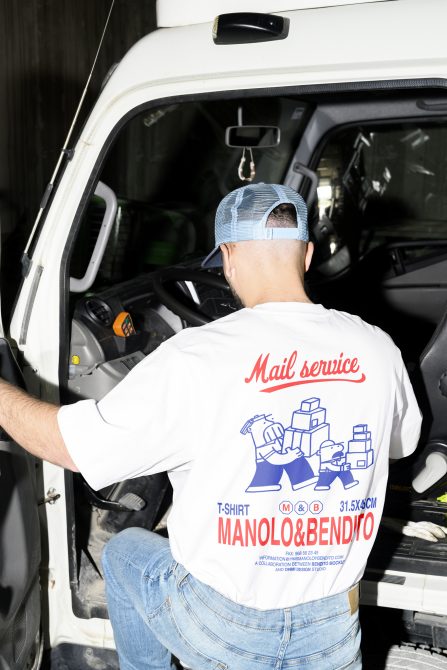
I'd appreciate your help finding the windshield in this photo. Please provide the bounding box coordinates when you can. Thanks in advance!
[70,95,309,288]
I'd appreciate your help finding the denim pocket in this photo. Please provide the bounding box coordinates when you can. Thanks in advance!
[283,615,361,668]
[176,575,282,666]
[146,595,228,670]
[166,600,229,670]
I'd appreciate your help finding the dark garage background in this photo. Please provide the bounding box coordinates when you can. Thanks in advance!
[0,0,156,315]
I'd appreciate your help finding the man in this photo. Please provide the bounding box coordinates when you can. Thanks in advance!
[0,183,421,669]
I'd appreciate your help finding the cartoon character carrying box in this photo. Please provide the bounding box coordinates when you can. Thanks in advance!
[314,440,359,490]
[241,414,317,493]
[241,402,374,494]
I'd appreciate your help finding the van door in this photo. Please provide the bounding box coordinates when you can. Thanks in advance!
[0,311,42,668]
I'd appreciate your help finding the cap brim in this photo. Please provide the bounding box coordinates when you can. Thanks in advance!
[201,246,222,269]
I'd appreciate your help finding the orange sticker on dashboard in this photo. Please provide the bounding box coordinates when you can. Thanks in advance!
[113,311,136,337]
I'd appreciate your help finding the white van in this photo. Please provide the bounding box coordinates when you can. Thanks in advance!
[3,1,447,667]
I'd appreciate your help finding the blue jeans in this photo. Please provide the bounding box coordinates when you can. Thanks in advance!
[102,528,362,670]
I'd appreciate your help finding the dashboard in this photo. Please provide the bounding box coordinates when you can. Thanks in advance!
[67,266,235,401]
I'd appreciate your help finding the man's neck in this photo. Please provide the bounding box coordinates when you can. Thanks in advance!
[243,286,312,308]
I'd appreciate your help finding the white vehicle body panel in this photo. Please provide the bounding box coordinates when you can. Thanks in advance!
[8,0,447,651]
[362,571,447,616]
[156,0,391,27]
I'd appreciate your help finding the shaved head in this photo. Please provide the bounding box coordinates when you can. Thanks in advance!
[232,239,307,274]
[220,239,313,308]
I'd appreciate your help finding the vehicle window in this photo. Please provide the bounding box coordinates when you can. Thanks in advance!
[312,122,447,274]
[70,96,308,289]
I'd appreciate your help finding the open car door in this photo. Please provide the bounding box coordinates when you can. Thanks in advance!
[0,298,42,667]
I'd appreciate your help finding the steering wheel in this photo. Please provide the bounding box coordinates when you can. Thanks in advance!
[151,268,232,326]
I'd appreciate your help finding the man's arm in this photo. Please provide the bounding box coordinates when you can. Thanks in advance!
[0,378,79,471]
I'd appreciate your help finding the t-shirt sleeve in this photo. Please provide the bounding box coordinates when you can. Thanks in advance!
[57,341,196,490]
[389,356,422,459]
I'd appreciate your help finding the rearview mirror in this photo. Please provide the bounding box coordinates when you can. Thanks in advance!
[225,125,280,148]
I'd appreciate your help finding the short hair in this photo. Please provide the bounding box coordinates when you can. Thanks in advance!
[266,203,297,229]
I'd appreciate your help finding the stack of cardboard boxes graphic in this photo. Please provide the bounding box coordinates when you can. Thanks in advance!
[282,397,330,456]
[346,424,374,468]
[282,398,374,471]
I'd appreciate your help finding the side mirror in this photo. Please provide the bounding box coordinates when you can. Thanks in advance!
[225,125,280,149]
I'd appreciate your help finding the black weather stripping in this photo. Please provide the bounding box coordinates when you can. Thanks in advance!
[213,13,289,45]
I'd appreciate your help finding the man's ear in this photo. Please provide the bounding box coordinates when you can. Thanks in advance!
[304,241,314,272]
[220,243,235,281]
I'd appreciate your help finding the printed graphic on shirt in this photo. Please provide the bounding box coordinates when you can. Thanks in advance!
[244,350,366,393]
[216,497,377,560]
[240,397,374,493]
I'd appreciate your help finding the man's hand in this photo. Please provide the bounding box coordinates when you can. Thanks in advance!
[263,422,284,444]
[0,378,79,471]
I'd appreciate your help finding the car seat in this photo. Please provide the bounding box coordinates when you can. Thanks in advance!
[412,309,447,493]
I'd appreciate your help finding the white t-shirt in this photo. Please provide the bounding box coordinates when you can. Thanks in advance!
[58,302,421,609]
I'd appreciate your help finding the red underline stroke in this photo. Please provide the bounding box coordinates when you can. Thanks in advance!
[260,374,367,393]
